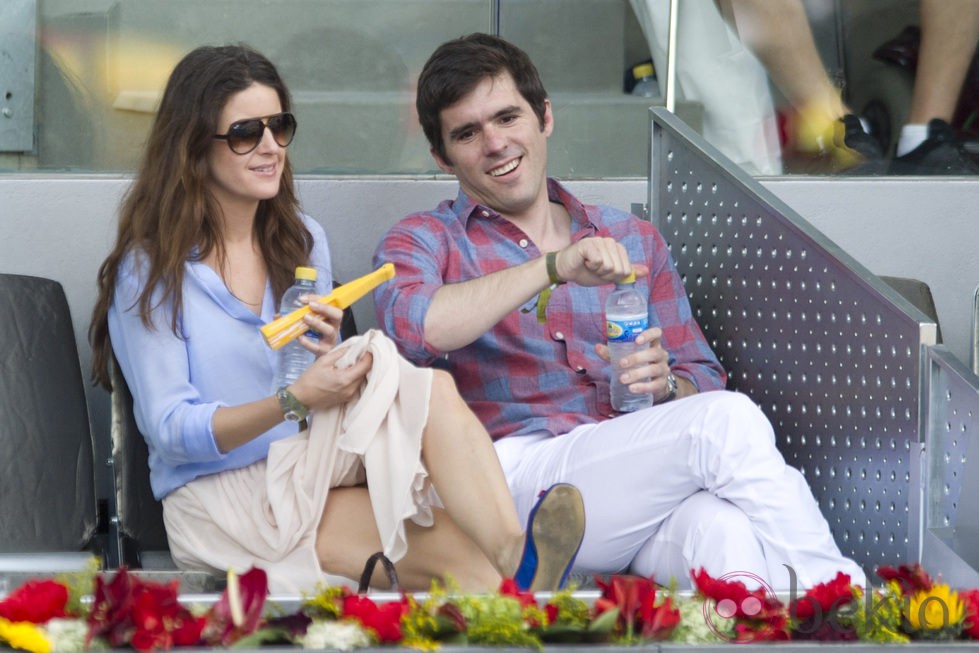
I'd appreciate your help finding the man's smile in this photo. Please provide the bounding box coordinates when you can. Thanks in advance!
[489,158,521,177]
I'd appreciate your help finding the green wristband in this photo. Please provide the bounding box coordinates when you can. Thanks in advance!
[526,252,566,324]
[545,251,565,285]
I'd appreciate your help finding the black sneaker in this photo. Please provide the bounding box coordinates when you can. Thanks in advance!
[889,118,979,175]
[785,113,886,175]
[838,114,887,175]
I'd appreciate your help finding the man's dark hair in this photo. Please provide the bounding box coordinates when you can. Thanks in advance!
[416,33,548,163]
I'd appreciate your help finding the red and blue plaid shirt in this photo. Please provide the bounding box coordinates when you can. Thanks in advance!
[373,179,726,440]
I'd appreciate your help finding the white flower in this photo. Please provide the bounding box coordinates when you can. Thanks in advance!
[301,620,373,650]
[42,619,101,653]
[669,597,734,644]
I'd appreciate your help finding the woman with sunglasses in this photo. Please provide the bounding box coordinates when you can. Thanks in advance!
[89,44,584,594]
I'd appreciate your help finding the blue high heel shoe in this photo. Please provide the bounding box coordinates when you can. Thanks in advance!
[514,483,586,592]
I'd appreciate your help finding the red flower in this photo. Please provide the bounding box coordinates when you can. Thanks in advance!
[87,567,139,648]
[435,602,468,635]
[544,603,560,625]
[791,572,853,621]
[341,594,409,643]
[0,579,69,623]
[639,594,681,640]
[129,583,205,652]
[875,563,933,596]
[691,568,783,621]
[499,578,538,609]
[788,572,856,641]
[692,567,788,642]
[201,567,269,647]
[735,616,792,642]
[961,589,979,639]
[86,567,205,652]
[594,574,680,641]
[595,575,654,630]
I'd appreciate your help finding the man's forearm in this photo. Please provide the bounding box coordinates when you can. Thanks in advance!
[424,256,551,351]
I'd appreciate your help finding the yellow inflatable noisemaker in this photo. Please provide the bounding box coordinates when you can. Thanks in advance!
[260,263,395,350]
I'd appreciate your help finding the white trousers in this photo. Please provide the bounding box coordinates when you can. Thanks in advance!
[494,390,865,591]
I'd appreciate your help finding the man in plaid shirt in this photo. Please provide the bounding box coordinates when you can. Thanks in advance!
[372,33,863,591]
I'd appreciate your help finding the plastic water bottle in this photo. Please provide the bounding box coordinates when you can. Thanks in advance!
[630,62,658,98]
[606,272,653,412]
[271,266,320,392]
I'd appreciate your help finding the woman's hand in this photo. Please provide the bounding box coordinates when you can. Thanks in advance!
[290,345,372,411]
[297,299,344,354]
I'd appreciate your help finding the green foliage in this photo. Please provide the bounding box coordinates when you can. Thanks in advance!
[545,588,591,629]
[54,557,101,617]
[300,584,346,620]
[850,583,910,644]
[455,594,541,649]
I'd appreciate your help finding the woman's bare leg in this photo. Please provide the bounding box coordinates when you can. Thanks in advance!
[419,370,525,577]
[317,371,582,592]
[316,486,500,592]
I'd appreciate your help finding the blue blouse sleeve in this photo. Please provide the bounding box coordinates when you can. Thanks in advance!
[107,252,227,467]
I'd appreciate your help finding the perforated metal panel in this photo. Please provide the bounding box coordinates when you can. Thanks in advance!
[648,109,938,569]
[921,346,979,587]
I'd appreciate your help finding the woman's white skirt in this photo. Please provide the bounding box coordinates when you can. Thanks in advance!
[161,330,436,594]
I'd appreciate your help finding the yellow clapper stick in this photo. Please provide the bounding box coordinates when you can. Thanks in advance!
[260,262,395,350]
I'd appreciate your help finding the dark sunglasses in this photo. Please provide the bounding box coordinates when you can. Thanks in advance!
[214,112,297,154]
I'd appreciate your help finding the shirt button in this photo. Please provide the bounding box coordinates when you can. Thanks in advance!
[554,332,565,340]
[576,365,585,372]
[481,209,490,217]
[518,238,529,248]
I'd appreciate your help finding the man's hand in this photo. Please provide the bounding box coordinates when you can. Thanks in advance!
[595,326,673,402]
[553,238,648,286]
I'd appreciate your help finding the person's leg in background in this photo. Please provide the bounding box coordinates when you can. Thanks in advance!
[718,0,844,129]
[715,0,884,173]
[892,0,979,173]
[629,0,783,175]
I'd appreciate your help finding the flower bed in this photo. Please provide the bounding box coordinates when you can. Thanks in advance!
[2,563,979,651]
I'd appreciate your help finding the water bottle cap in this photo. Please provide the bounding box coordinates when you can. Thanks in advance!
[294,266,318,281]
[632,62,654,81]
[620,271,636,284]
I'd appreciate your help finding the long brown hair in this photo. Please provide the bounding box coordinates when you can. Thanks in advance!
[89,44,312,389]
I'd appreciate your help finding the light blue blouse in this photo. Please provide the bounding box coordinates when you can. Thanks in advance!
[108,214,333,499]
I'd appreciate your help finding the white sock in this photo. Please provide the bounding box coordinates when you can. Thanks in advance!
[897,123,929,157]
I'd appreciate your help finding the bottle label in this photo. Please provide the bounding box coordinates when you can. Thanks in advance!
[606,315,648,342]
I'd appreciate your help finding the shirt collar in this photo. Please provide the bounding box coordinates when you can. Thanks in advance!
[452,178,600,235]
